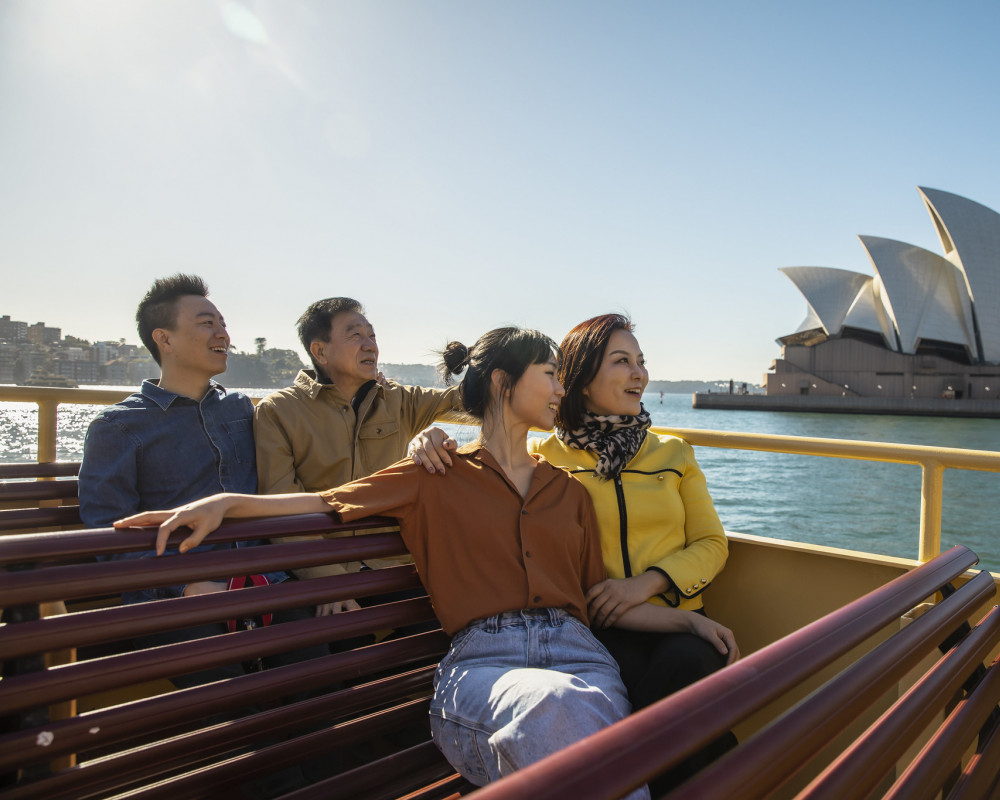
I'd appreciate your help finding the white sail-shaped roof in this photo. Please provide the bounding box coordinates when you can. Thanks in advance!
[858,235,976,358]
[841,276,895,348]
[779,267,871,336]
[919,187,1000,363]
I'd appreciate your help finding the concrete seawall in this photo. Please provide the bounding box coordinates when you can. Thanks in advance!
[692,393,1000,419]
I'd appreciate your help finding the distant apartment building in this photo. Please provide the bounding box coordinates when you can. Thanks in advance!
[0,315,28,342]
[0,313,157,386]
[26,322,61,346]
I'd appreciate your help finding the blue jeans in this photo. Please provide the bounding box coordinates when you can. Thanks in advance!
[429,608,650,799]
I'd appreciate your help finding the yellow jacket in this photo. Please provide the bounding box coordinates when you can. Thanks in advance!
[529,432,728,610]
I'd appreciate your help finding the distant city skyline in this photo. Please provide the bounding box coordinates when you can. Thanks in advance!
[2,1,999,382]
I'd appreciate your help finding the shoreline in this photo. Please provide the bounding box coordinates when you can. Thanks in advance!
[693,393,1000,419]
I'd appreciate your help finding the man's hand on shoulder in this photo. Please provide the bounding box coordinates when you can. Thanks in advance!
[408,426,458,474]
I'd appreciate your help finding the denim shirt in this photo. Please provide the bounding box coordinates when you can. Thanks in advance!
[79,379,286,604]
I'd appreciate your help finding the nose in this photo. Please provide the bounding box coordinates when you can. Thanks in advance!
[554,379,565,397]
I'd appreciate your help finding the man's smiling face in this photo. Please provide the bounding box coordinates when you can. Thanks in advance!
[311,310,379,393]
[156,294,230,380]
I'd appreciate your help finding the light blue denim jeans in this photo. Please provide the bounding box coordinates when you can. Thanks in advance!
[429,608,650,799]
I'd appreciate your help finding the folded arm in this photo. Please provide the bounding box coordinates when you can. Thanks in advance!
[604,601,740,665]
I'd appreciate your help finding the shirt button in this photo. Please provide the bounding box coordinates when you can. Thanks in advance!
[342,406,349,411]
[533,595,541,603]
[657,474,665,481]
[521,509,527,515]
[701,578,707,584]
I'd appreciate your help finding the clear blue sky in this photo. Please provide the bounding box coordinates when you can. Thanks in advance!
[2,0,998,382]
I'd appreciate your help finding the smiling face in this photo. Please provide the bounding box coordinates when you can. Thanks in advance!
[581,329,648,416]
[504,354,565,431]
[310,310,379,396]
[153,294,230,381]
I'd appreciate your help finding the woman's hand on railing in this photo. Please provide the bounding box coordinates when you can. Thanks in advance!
[115,492,331,555]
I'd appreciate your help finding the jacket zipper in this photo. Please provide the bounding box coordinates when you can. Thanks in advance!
[614,476,631,577]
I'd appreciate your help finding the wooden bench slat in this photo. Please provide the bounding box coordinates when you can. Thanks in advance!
[396,774,475,800]
[0,534,410,604]
[796,604,1000,800]
[0,565,423,660]
[671,571,999,799]
[6,671,437,800]
[0,506,82,532]
[0,514,398,565]
[0,462,80,480]
[117,699,434,800]
[948,703,1000,800]
[299,741,457,800]
[0,637,447,774]
[0,599,439,717]
[0,479,78,502]
[882,648,1000,800]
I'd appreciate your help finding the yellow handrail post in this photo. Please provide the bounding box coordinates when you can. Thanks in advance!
[37,399,59,465]
[919,460,944,562]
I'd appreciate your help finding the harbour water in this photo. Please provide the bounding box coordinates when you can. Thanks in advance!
[3,390,998,572]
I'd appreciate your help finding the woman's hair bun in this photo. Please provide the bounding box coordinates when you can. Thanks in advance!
[439,341,471,384]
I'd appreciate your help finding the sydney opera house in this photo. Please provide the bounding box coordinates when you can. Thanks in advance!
[765,187,1000,403]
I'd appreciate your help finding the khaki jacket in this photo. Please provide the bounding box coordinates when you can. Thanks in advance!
[254,370,463,577]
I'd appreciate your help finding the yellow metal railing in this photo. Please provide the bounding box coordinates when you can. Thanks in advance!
[3,386,999,563]
[657,426,1000,563]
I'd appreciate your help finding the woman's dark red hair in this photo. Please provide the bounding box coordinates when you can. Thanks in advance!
[556,314,634,430]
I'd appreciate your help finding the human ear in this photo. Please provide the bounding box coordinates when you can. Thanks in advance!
[309,340,327,366]
[152,328,171,353]
[490,369,510,404]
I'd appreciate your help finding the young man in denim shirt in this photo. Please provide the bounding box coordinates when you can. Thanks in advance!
[79,274,325,687]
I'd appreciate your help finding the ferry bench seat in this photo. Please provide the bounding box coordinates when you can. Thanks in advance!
[0,462,83,534]
[3,512,999,799]
[472,544,1000,800]
[0,515,472,800]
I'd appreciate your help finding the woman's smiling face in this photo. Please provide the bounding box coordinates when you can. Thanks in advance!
[582,330,648,416]
[506,354,565,430]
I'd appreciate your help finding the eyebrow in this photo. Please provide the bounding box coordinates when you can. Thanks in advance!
[607,349,643,358]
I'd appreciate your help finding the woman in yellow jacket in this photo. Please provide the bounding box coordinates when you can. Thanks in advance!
[529,313,735,791]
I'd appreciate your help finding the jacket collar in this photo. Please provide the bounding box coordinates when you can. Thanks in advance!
[293,369,384,407]
[140,378,223,410]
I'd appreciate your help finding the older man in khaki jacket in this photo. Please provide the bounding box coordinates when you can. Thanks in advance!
[254,297,463,614]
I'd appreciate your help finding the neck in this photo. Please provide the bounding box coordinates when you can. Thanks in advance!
[479,413,533,474]
[325,371,365,401]
[156,365,213,402]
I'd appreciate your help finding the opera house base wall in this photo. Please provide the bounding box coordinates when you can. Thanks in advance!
[766,339,1000,401]
[692,393,1000,419]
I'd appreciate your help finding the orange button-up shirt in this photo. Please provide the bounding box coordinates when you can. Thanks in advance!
[321,443,607,635]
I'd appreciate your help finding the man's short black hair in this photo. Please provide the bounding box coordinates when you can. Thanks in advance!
[296,297,364,371]
[136,274,209,365]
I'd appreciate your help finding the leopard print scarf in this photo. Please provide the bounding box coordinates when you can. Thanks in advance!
[556,407,651,480]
